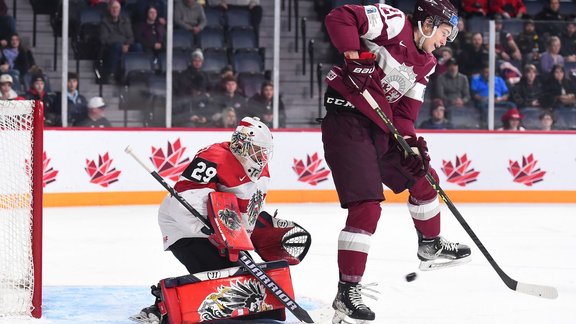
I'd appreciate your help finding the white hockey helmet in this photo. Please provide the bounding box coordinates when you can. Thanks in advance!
[230,117,274,181]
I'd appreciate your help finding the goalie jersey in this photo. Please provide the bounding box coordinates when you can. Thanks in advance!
[158,142,270,250]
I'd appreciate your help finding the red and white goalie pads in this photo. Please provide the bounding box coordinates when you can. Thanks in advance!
[158,261,294,323]
[207,192,254,262]
[251,211,312,265]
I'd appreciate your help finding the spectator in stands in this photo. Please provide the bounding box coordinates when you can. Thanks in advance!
[212,75,247,117]
[535,0,565,38]
[177,49,210,96]
[471,65,513,111]
[173,90,217,127]
[541,64,576,109]
[174,0,206,37]
[135,6,166,56]
[419,99,453,130]
[207,0,262,33]
[435,58,471,108]
[1,34,36,79]
[246,81,286,128]
[75,96,112,127]
[64,72,88,126]
[516,19,545,67]
[100,0,142,82]
[25,74,59,126]
[511,64,543,108]
[449,16,470,57]
[494,15,522,68]
[498,107,526,131]
[0,74,23,100]
[538,110,555,131]
[213,106,238,128]
[457,32,489,77]
[0,0,16,47]
[211,65,236,94]
[133,0,167,25]
[540,36,564,75]
[489,0,526,19]
[560,20,576,63]
[460,0,488,18]
[432,46,453,78]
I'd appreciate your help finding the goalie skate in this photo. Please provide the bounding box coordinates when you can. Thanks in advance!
[331,282,379,324]
[417,232,471,271]
[129,305,161,324]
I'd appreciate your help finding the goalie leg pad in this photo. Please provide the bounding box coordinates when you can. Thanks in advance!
[251,211,312,265]
[159,261,293,323]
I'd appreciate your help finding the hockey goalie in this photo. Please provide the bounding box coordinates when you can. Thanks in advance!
[130,117,311,324]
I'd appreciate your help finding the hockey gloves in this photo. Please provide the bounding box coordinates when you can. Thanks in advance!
[401,136,430,178]
[251,211,311,265]
[343,52,377,92]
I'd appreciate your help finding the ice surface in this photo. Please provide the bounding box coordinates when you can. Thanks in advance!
[1,203,574,323]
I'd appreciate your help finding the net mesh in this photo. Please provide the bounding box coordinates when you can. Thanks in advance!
[0,100,36,317]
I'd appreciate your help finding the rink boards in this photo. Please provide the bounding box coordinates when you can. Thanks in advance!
[41,128,576,205]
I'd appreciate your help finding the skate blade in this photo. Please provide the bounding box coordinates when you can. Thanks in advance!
[332,310,372,324]
[128,314,160,324]
[419,256,471,271]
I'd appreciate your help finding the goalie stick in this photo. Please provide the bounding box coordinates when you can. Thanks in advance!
[124,146,314,323]
[359,89,558,300]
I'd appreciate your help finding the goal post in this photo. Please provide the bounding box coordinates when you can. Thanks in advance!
[0,100,44,318]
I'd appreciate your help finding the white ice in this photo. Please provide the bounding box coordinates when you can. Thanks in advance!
[2,203,575,323]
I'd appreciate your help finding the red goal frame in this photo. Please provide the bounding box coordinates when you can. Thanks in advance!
[31,100,44,318]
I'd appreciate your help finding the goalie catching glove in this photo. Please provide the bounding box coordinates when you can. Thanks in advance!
[251,211,311,265]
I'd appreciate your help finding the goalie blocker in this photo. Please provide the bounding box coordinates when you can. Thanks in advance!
[156,261,294,323]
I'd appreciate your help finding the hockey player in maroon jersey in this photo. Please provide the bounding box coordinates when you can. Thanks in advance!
[322,0,471,322]
[131,117,311,324]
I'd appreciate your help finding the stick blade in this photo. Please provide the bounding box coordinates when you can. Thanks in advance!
[516,282,558,299]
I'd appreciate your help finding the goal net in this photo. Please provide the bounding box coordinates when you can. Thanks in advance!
[0,100,43,318]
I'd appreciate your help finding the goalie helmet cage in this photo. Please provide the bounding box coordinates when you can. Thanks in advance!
[0,100,43,318]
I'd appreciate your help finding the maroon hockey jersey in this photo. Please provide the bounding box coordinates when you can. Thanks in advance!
[325,3,437,137]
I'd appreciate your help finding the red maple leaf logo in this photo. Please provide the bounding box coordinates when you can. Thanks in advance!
[292,152,330,186]
[85,152,121,187]
[441,154,480,187]
[149,138,190,181]
[507,154,546,186]
[43,151,58,187]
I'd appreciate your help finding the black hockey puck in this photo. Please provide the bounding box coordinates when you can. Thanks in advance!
[405,272,417,282]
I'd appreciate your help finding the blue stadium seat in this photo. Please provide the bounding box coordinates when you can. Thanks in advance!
[520,106,542,130]
[73,7,102,60]
[232,49,264,74]
[173,29,194,51]
[238,72,267,98]
[466,16,488,33]
[205,6,225,28]
[502,19,524,35]
[556,108,576,130]
[450,106,482,129]
[198,27,226,49]
[122,52,154,85]
[148,75,167,97]
[202,48,230,73]
[158,50,190,73]
[228,27,258,50]
[226,7,251,29]
[525,1,543,17]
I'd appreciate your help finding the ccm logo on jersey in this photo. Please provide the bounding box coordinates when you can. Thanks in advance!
[325,96,355,108]
[352,67,375,74]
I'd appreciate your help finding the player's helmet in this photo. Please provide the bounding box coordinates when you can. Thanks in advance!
[230,117,274,181]
[413,0,459,42]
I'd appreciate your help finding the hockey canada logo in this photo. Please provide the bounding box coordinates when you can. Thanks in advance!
[441,154,480,187]
[292,152,330,186]
[42,151,58,187]
[149,138,190,182]
[85,153,121,187]
[198,279,271,321]
[508,154,546,186]
[218,208,242,231]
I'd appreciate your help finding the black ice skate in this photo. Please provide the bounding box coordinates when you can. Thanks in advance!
[129,304,161,324]
[332,281,378,324]
[417,232,471,271]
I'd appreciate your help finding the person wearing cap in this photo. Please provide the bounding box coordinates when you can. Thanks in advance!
[498,107,526,131]
[510,64,543,108]
[435,58,471,108]
[489,0,526,19]
[24,73,59,126]
[419,99,454,130]
[0,73,23,100]
[176,49,209,97]
[75,96,112,128]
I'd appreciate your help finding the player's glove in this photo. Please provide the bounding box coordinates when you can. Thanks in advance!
[343,52,377,92]
[400,136,430,178]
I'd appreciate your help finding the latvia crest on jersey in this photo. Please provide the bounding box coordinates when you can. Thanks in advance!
[381,63,417,103]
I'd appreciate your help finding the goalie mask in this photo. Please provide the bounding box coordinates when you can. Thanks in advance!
[230,117,274,182]
[413,0,459,44]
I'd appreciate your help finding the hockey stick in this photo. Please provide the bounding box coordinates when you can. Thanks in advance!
[359,90,558,299]
[124,146,314,323]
